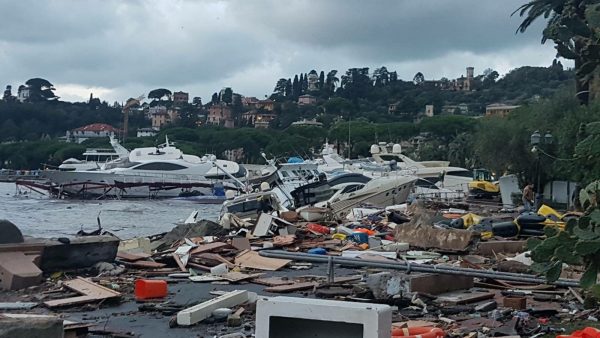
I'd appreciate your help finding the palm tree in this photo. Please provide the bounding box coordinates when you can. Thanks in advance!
[326,70,339,93]
[513,0,600,104]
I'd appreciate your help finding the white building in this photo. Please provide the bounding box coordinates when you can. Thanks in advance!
[291,118,323,127]
[137,128,158,137]
[66,123,118,143]
[17,86,30,103]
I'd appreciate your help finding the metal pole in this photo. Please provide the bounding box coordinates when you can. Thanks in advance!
[259,250,580,288]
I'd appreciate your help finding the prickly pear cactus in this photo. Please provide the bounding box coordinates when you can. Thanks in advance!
[529,180,600,287]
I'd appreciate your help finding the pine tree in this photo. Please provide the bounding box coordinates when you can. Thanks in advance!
[319,71,325,89]
[285,79,292,98]
[293,75,300,98]
[302,73,308,93]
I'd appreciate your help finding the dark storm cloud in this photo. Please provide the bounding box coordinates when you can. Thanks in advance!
[0,0,556,102]
[230,0,547,64]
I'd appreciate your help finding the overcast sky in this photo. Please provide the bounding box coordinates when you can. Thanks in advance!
[0,0,563,103]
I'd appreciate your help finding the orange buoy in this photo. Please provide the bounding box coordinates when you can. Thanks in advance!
[135,279,167,300]
[557,327,600,338]
[392,326,445,338]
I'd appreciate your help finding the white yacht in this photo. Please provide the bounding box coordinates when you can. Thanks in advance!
[58,136,129,171]
[318,142,473,193]
[315,175,417,219]
[42,137,246,198]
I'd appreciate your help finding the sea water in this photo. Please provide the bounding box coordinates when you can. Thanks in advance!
[0,182,220,239]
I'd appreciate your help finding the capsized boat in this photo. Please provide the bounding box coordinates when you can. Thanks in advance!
[316,175,418,219]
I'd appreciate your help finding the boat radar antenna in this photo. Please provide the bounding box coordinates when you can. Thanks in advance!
[261,152,276,167]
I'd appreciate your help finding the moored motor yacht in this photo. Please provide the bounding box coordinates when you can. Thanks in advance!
[317,142,473,193]
[42,137,246,198]
[57,136,129,171]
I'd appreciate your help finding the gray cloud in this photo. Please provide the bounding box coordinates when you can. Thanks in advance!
[0,0,560,102]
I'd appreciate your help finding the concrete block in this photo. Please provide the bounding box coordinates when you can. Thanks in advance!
[0,316,63,338]
[0,252,42,290]
[408,273,474,295]
[255,296,392,338]
[366,272,409,299]
[177,290,249,326]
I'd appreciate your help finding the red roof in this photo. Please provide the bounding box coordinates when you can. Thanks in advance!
[73,123,118,132]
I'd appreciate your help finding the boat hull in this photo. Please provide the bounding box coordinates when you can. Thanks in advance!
[40,170,236,199]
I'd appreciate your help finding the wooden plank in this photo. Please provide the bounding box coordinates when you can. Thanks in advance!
[435,291,495,305]
[44,277,121,308]
[121,260,166,269]
[231,238,251,251]
[234,250,290,271]
[172,253,187,272]
[264,282,318,293]
[63,277,121,298]
[116,251,150,261]
[273,235,296,247]
[332,275,362,283]
[194,253,235,268]
[220,272,264,282]
[189,275,225,282]
[252,277,295,287]
[189,242,229,255]
[44,295,97,308]
[252,214,273,237]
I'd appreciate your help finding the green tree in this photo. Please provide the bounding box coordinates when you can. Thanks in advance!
[326,70,339,94]
[514,0,600,103]
[373,66,390,86]
[25,78,58,102]
[272,79,287,101]
[319,71,325,89]
[413,72,425,85]
[222,87,233,104]
[148,88,172,101]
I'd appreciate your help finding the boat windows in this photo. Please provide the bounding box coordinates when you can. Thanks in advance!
[226,200,261,213]
[281,171,289,178]
[132,162,188,171]
[415,179,439,189]
[446,170,473,178]
[379,155,404,162]
[340,184,363,194]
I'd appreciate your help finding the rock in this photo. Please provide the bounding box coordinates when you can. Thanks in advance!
[212,308,233,319]
[497,260,530,274]
[152,220,226,251]
[0,220,23,244]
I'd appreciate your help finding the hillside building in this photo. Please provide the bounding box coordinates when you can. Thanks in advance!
[66,123,118,143]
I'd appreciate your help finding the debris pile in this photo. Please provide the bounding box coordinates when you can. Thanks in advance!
[0,202,594,337]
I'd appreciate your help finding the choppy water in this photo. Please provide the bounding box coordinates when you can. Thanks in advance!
[0,182,220,239]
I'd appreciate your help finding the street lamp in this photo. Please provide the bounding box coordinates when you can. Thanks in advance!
[530,130,541,146]
[530,130,553,209]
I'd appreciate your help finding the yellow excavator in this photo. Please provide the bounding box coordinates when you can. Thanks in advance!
[468,169,500,200]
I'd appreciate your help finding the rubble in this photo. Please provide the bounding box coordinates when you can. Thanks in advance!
[0,201,595,337]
